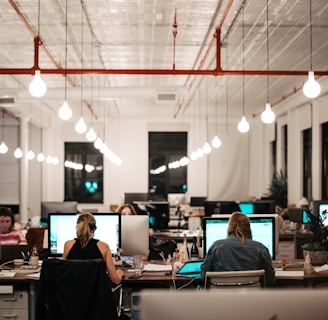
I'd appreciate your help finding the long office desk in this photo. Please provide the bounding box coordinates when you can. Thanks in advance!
[2,259,328,320]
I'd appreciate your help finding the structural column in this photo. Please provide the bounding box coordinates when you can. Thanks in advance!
[19,116,29,225]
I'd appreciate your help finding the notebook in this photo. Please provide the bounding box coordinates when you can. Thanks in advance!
[176,260,203,278]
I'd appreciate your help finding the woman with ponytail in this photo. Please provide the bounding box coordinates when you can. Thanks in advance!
[63,212,124,285]
[201,212,276,287]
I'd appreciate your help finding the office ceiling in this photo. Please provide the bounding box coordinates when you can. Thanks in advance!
[0,0,327,128]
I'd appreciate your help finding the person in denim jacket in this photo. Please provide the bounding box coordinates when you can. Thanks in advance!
[201,212,276,287]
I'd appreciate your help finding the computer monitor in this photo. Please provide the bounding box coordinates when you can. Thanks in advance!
[124,193,148,204]
[0,204,19,215]
[190,197,207,207]
[318,202,328,226]
[121,215,149,256]
[203,214,278,259]
[204,200,240,216]
[253,200,276,214]
[132,201,170,230]
[167,193,186,206]
[40,201,78,223]
[289,208,313,224]
[139,290,328,320]
[48,213,121,257]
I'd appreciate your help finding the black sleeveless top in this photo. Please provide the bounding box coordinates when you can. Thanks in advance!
[67,238,103,260]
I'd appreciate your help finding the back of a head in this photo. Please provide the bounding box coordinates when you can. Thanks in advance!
[76,212,97,248]
[118,204,137,215]
[228,212,252,243]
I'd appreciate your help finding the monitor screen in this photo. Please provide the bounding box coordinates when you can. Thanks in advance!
[203,214,278,259]
[318,203,328,227]
[48,213,121,257]
[124,193,148,204]
[41,201,78,223]
[238,202,255,214]
[302,210,313,224]
[121,215,149,256]
[190,197,207,207]
[132,201,170,230]
[204,201,240,216]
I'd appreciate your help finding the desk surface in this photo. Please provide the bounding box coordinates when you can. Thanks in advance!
[1,259,327,286]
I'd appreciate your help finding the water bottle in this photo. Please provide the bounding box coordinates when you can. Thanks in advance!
[190,236,199,260]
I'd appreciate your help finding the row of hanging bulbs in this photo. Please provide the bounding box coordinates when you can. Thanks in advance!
[0,106,58,164]
[28,0,322,152]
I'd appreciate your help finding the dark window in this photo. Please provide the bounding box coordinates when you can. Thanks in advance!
[322,122,328,199]
[303,128,312,201]
[283,125,288,176]
[148,132,187,201]
[64,142,103,203]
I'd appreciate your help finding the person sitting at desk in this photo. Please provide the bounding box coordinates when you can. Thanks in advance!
[201,212,276,287]
[63,212,125,285]
[117,204,137,215]
[0,207,27,245]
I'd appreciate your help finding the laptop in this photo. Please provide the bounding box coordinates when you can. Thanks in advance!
[0,245,28,264]
[176,260,203,278]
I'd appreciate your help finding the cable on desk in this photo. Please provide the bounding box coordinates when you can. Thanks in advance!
[0,260,15,270]
[171,276,198,291]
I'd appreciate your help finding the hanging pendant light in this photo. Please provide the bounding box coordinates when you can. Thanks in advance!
[27,150,35,160]
[75,117,87,134]
[86,127,97,141]
[58,0,72,120]
[58,100,72,120]
[75,2,87,134]
[14,147,23,158]
[261,103,275,124]
[211,75,222,148]
[238,4,250,133]
[0,109,8,154]
[261,0,275,124]
[0,142,8,154]
[29,1,47,98]
[29,69,47,98]
[86,36,97,142]
[211,136,222,148]
[238,115,250,133]
[37,152,45,162]
[303,0,321,99]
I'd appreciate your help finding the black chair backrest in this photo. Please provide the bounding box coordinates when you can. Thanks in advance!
[36,258,118,320]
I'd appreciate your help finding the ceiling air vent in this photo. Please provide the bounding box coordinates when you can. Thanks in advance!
[156,92,177,103]
[0,96,16,107]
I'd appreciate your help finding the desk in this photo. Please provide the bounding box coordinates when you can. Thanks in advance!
[3,259,328,320]
[0,272,37,320]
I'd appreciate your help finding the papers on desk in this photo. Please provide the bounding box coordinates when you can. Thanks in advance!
[313,264,328,273]
[0,271,16,278]
[142,264,172,275]
[25,272,40,280]
[275,270,304,280]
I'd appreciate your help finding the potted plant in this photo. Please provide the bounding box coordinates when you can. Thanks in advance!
[302,210,328,265]
[268,170,288,209]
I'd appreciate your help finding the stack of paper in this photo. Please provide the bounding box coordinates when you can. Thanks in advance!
[0,271,16,278]
[142,264,172,275]
[313,264,328,273]
[275,270,304,280]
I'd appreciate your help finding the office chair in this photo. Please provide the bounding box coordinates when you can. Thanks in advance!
[36,258,119,320]
[204,269,266,290]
